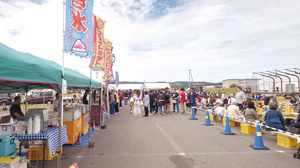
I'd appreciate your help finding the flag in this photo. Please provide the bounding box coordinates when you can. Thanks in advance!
[64,0,94,58]
[90,15,105,70]
[115,71,119,88]
[109,69,115,82]
[103,39,113,80]
[104,80,110,89]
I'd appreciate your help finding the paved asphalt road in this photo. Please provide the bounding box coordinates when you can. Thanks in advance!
[2,103,300,168]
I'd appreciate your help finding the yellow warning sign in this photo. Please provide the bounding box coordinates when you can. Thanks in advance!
[257,132,262,136]
[206,116,208,119]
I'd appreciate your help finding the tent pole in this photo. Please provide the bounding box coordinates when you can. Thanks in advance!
[100,72,103,126]
[107,83,109,118]
[58,0,66,167]
[25,87,28,113]
[43,91,45,108]
[89,68,92,143]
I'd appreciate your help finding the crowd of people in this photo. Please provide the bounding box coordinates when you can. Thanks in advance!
[104,86,300,133]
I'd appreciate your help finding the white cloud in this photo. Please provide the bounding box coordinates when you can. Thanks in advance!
[0,0,300,83]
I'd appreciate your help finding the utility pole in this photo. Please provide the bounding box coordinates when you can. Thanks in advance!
[189,69,191,89]
[190,70,195,89]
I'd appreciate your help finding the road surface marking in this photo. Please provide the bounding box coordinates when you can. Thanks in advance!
[76,156,83,158]
[155,123,185,156]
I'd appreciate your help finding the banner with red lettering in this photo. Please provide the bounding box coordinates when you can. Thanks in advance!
[103,39,113,80]
[64,0,94,58]
[90,15,105,70]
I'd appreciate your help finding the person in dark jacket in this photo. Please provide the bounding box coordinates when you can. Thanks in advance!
[10,96,24,120]
[128,89,133,99]
[83,90,89,105]
[288,101,300,128]
[156,91,165,116]
[264,96,270,105]
[123,90,129,105]
[164,91,171,115]
[187,88,198,114]
[265,101,286,131]
[153,90,159,114]
[149,90,155,114]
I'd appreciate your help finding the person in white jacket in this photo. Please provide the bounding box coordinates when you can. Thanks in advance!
[143,91,150,117]
[133,90,142,117]
[227,99,245,119]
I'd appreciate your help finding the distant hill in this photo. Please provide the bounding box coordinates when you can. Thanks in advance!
[110,81,214,88]
[170,81,211,88]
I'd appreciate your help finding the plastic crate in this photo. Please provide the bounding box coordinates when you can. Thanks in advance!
[29,146,61,161]
[241,123,255,134]
[222,117,236,127]
[277,133,300,149]
[285,107,294,113]
[209,113,220,122]
[282,112,290,116]
[289,114,295,118]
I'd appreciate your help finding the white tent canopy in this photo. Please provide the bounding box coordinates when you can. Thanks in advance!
[118,84,142,90]
[74,69,115,90]
[145,83,170,89]
[117,83,170,90]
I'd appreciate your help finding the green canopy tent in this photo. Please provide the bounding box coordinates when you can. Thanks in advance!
[0,42,101,93]
[0,42,102,166]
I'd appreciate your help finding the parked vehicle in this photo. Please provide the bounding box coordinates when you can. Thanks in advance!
[0,93,14,106]
[25,91,55,104]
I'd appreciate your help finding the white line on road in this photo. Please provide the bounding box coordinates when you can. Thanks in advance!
[276,150,285,153]
[179,153,186,156]
[63,150,297,159]
[155,123,185,156]
[76,156,83,158]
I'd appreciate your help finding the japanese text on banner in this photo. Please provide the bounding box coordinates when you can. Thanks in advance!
[64,0,94,58]
[103,39,113,80]
[90,15,106,70]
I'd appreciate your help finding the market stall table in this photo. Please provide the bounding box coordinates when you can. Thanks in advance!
[15,125,68,168]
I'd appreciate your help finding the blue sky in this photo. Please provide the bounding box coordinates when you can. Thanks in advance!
[0,0,300,83]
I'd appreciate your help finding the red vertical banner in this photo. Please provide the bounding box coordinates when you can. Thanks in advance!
[90,15,105,70]
[103,39,113,80]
